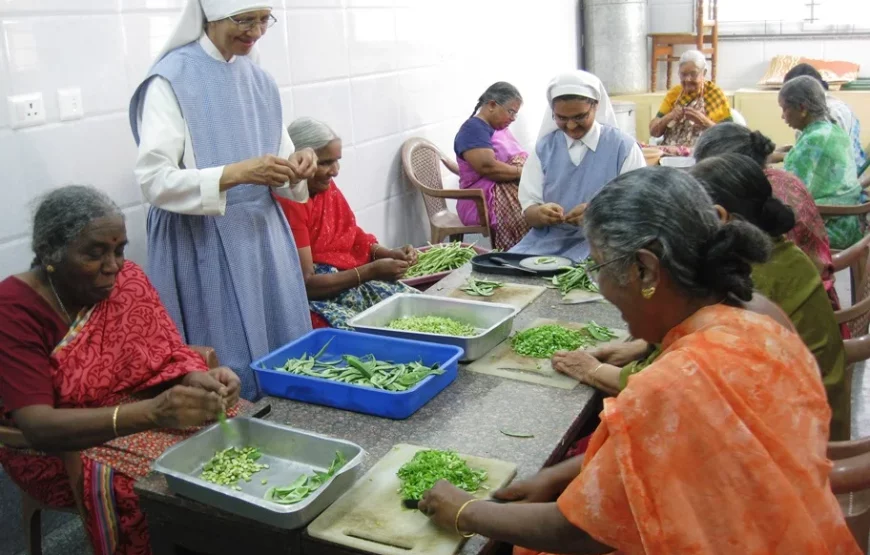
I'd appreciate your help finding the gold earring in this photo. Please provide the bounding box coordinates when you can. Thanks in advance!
[641,286,656,300]
[46,265,55,273]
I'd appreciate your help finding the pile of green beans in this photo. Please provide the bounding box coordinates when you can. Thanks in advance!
[459,277,504,297]
[386,315,476,337]
[201,447,269,490]
[510,322,618,359]
[265,451,346,505]
[397,449,488,501]
[404,242,477,278]
[545,261,599,296]
[276,339,444,392]
[533,257,556,265]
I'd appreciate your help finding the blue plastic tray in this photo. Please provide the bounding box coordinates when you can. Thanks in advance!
[251,329,463,420]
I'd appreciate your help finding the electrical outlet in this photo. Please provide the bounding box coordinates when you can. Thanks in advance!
[8,93,46,129]
[58,88,83,121]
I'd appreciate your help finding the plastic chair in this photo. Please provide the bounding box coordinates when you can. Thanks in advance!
[401,137,491,244]
[0,345,219,555]
[829,438,870,552]
[648,0,718,91]
[832,232,870,309]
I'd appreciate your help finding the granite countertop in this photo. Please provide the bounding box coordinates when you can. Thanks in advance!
[135,264,625,554]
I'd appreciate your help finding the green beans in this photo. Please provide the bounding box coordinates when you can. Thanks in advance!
[404,242,477,278]
[386,315,476,337]
[397,449,488,501]
[276,341,444,391]
[459,277,504,297]
[510,322,618,359]
[201,447,267,488]
[265,451,346,505]
[545,260,599,296]
[533,257,556,265]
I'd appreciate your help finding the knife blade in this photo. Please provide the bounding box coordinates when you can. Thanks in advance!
[403,497,509,510]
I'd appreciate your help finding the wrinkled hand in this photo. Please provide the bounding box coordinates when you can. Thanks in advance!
[538,203,565,226]
[564,203,588,226]
[399,245,418,265]
[418,480,475,532]
[492,469,564,504]
[371,258,409,281]
[208,367,241,409]
[588,340,649,366]
[231,155,296,187]
[149,385,223,429]
[684,108,711,127]
[670,103,685,122]
[288,148,318,182]
[551,350,600,383]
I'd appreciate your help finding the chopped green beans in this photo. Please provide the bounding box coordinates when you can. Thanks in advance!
[405,242,477,278]
[397,449,488,501]
[459,277,504,297]
[534,257,556,265]
[545,260,599,296]
[201,447,267,488]
[386,315,476,337]
[276,345,444,392]
[265,451,346,505]
[510,322,618,358]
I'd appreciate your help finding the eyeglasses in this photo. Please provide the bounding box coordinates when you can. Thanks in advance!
[585,253,634,285]
[553,112,592,125]
[228,13,278,32]
[499,104,519,118]
[679,70,702,80]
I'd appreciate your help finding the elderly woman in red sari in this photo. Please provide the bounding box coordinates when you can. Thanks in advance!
[0,186,241,555]
[274,117,418,329]
[454,82,529,250]
[417,168,859,554]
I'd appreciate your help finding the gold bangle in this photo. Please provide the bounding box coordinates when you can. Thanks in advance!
[112,405,121,437]
[372,245,380,260]
[354,267,361,286]
[588,363,605,384]
[455,498,481,538]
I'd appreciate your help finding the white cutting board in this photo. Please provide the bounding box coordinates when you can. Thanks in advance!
[307,444,517,555]
[465,318,628,389]
[447,282,546,310]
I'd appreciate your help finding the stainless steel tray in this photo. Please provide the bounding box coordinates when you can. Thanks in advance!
[347,293,518,361]
[151,417,365,530]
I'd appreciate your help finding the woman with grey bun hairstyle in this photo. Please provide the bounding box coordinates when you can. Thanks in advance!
[779,75,862,249]
[0,185,242,555]
[416,167,858,555]
[273,117,419,330]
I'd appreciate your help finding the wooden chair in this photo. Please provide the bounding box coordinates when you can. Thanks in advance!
[829,438,870,552]
[648,0,719,91]
[401,137,492,244]
[0,345,219,555]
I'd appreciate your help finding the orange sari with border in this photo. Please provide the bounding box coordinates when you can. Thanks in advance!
[520,305,859,555]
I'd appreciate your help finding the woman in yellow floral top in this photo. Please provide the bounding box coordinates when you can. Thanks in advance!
[649,50,732,147]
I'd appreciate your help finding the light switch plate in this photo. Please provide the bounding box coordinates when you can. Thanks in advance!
[58,87,83,121]
[8,93,46,129]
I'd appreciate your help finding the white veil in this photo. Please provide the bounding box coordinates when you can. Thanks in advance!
[535,70,619,141]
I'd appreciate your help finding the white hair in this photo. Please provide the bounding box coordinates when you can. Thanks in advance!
[679,50,707,71]
[287,117,339,152]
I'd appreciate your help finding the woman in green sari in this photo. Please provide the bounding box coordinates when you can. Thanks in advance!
[779,75,862,249]
[553,154,849,440]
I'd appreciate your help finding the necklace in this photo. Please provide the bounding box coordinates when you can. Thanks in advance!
[46,273,72,323]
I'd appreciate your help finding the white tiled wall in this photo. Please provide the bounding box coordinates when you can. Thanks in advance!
[0,0,579,279]
[648,0,870,91]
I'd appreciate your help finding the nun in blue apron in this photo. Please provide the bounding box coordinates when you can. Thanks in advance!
[512,71,646,261]
[129,0,314,399]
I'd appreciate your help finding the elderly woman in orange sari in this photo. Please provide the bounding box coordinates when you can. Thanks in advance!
[0,186,241,555]
[417,167,859,555]
[649,50,732,147]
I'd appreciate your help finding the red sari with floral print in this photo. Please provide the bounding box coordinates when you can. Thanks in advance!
[0,262,238,555]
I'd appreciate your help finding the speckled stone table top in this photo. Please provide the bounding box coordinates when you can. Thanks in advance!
[135,265,625,554]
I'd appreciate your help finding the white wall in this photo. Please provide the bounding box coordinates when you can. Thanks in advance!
[648,0,870,91]
[0,0,579,279]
